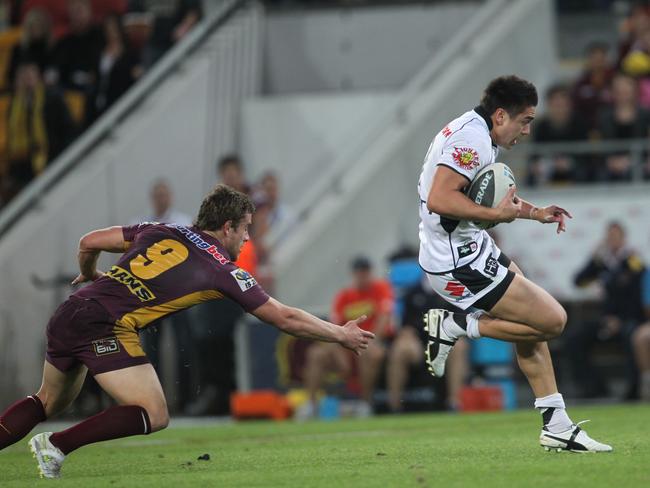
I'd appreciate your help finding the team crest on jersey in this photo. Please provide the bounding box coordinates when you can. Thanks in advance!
[452,147,479,170]
[230,268,257,292]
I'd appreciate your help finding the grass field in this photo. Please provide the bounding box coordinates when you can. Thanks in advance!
[2,404,649,487]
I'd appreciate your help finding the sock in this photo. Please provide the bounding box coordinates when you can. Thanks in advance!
[440,312,468,339]
[50,405,151,455]
[534,393,573,433]
[466,311,482,339]
[0,395,46,450]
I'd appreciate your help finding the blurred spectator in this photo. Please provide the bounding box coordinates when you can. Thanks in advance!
[256,170,297,238]
[128,0,202,67]
[596,73,650,181]
[632,269,650,401]
[303,256,394,416]
[565,221,646,399]
[387,275,468,412]
[571,42,614,134]
[217,154,251,194]
[51,0,104,92]
[617,3,650,68]
[528,84,589,186]
[6,8,56,87]
[1,61,75,205]
[86,13,142,123]
[133,179,195,413]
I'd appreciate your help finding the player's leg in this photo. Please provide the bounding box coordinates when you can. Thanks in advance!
[493,263,610,452]
[304,342,350,410]
[387,328,423,411]
[47,363,166,457]
[0,361,86,450]
[358,341,385,405]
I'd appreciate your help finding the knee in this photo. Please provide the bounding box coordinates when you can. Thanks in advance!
[145,404,169,432]
[545,306,567,339]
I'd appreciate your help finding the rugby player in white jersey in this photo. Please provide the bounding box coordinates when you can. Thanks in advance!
[418,75,612,452]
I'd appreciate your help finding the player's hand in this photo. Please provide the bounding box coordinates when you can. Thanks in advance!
[535,205,572,234]
[340,315,375,355]
[71,271,105,285]
[494,186,521,223]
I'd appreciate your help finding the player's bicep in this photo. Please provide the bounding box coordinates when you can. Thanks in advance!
[79,226,127,253]
[427,165,471,212]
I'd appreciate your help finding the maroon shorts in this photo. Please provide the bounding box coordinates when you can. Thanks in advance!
[46,296,149,376]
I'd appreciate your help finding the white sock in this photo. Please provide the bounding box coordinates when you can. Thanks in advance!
[466,311,482,339]
[440,313,467,339]
[534,393,573,433]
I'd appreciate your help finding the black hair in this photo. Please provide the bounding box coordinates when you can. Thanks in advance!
[479,75,538,117]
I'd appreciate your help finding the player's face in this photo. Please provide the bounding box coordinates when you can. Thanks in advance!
[225,213,252,261]
[494,106,535,149]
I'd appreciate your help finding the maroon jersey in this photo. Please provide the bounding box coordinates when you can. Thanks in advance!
[75,223,269,332]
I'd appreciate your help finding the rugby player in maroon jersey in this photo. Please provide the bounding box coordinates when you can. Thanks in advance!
[0,184,374,478]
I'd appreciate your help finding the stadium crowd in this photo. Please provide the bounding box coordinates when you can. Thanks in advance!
[528,3,650,185]
[0,0,202,208]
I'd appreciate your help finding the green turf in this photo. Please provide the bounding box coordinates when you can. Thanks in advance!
[2,404,649,487]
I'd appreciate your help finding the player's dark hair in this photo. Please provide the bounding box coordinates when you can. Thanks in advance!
[479,75,538,117]
[195,184,255,231]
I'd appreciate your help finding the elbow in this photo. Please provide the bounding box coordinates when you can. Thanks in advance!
[426,197,443,215]
[78,233,95,252]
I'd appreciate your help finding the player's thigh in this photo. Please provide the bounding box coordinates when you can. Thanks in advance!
[490,272,567,336]
[94,363,169,431]
[36,360,88,418]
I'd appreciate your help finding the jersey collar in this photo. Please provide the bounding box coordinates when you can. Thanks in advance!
[474,105,498,148]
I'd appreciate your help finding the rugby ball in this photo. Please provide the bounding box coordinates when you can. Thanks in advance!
[466,162,516,229]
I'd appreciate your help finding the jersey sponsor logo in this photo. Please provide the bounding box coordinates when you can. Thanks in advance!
[442,126,452,137]
[107,265,156,302]
[457,241,478,259]
[484,254,499,277]
[167,224,229,265]
[92,337,121,356]
[452,147,479,170]
[444,281,468,298]
[230,268,258,292]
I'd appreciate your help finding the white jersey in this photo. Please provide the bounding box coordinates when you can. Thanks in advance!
[418,108,499,274]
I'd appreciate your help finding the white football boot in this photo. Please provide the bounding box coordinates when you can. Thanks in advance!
[423,309,457,377]
[29,432,65,478]
[540,421,613,453]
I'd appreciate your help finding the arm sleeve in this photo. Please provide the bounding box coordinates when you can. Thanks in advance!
[122,222,155,243]
[217,264,269,312]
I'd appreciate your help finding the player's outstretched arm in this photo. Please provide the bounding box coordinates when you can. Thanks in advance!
[251,298,375,355]
[72,226,126,285]
[516,198,573,234]
[428,166,520,223]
